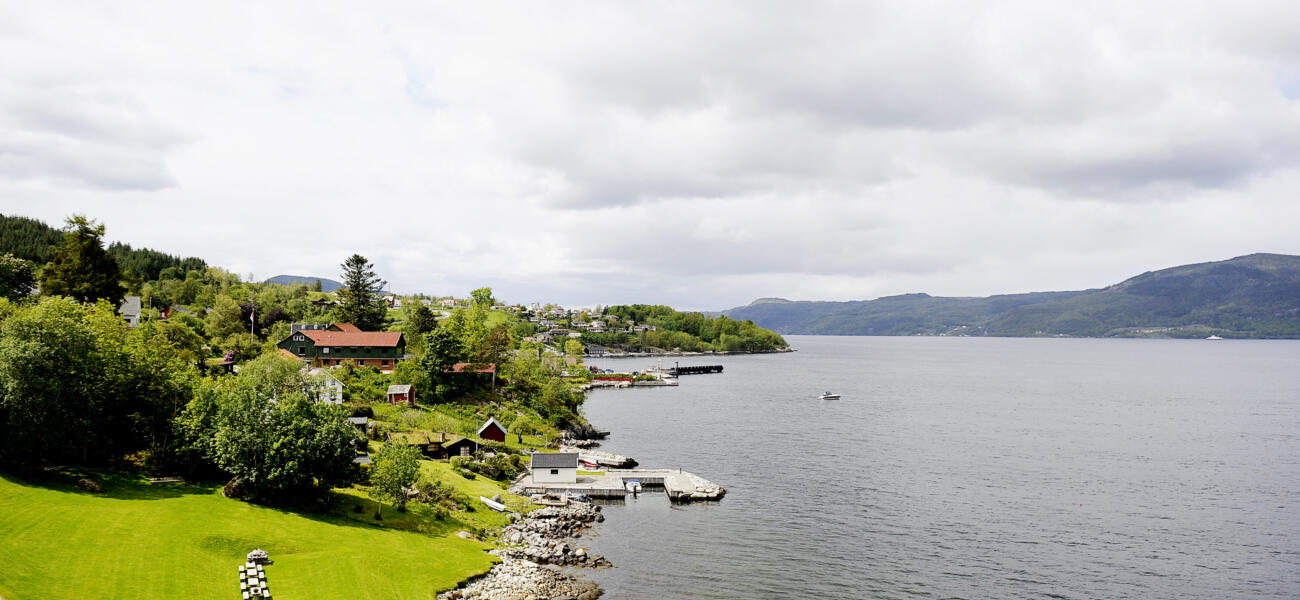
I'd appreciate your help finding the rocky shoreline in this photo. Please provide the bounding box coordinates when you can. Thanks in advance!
[438,505,610,600]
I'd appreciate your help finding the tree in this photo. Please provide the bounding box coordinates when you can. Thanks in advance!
[407,304,438,334]
[0,297,197,470]
[470,287,496,308]
[39,215,125,306]
[368,443,421,511]
[205,295,246,340]
[202,354,358,499]
[0,253,36,301]
[335,254,388,331]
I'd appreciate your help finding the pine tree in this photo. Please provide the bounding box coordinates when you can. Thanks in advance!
[39,215,125,306]
[335,254,388,331]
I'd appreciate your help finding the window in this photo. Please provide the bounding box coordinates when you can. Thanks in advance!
[322,347,330,354]
[294,334,304,341]
[550,469,559,475]
[381,360,388,366]
[296,347,304,355]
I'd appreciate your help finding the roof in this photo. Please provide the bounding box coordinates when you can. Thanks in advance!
[386,384,412,394]
[447,362,496,374]
[477,417,506,436]
[277,348,300,361]
[293,330,403,348]
[330,323,362,332]
[387,431,431,446]
[119,296,142,317]
[530,452,579,469]
[346,417,369,425]
[307,367,342,383]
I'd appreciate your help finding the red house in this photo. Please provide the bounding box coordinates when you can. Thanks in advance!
[386,384,413,405]
[477,417,507,442]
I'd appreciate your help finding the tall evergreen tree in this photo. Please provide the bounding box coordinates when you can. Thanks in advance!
[335,254,388,331]
[39,215,125,306]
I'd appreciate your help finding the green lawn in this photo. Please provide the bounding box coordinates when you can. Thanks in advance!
[0,472,497,600]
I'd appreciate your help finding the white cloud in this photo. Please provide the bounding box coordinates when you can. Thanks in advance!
[3,1,1300,310]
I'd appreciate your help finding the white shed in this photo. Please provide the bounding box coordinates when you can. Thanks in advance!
[530,452,579,484]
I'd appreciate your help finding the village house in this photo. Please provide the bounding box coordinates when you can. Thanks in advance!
[386,431,475,459]
[530,452,579,484]
[477,417,507,442]
[307,368,344,404]
[276,325,406,372]
[119,296,142,327]
[386,384,413,405]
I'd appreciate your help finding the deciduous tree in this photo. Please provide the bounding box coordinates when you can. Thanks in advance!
[0,253,36,302]
[368,442,421,511]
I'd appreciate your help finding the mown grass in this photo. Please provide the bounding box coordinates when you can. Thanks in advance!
[0,471,498,600]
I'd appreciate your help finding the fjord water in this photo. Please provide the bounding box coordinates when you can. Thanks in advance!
[578,336,1300,599]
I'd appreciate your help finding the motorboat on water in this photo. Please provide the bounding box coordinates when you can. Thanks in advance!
[819,391,841,400]
[1206,335,1223,340]
[625,479,642,494]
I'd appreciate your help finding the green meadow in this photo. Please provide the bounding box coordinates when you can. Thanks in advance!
[0,470,502,600]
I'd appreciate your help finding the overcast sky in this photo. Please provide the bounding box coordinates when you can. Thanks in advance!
[3,1,1300,310]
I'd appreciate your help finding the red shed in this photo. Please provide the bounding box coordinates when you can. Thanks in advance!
[477,417,507,442]
[386,384,413,405]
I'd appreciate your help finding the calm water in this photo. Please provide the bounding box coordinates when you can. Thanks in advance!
[577,336,1300,599]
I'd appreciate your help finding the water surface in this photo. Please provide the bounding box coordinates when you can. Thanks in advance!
[578,336,1300,599]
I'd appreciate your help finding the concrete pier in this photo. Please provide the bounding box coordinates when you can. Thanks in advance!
[519,469,725,502]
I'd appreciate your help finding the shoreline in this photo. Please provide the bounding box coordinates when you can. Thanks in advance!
[587,347,795,359]
[437,505,610,600]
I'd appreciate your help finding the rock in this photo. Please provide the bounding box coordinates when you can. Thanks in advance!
[75,478,104,494]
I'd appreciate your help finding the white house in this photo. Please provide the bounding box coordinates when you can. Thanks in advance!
[119,296,142,327]
[307,368,344,404]
[530,452,579,484]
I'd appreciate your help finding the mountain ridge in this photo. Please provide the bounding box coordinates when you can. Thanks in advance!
[723,253,1300,338]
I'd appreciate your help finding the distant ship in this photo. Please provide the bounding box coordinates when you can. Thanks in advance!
[819,391,841,400]
[1205,335,1223,340]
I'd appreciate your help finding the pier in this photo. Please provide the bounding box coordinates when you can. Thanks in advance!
[519,469,725,502]
[666,364,723,375]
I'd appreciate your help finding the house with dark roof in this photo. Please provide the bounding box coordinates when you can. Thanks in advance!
[530,452,579,483]
[276,325,405,372]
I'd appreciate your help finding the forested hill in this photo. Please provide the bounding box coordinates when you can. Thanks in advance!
[264,275,344,292]
[1,213,207,281]
[724,253,1300,338]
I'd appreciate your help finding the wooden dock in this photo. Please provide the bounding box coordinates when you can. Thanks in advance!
[520,469,725,502]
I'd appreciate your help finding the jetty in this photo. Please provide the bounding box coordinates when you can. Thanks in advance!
[518,468,725,502]
[666,364,723,375]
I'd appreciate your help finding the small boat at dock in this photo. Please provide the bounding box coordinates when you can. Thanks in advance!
[625,479,642,494]
[479,496,509,512]
[819,391,841,400]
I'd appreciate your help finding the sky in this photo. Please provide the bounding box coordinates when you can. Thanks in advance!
[3,1,1300,310]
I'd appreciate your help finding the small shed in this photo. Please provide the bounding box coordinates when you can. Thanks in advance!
[440,435,476,459]
[477,417,507,443]
[386,384,413,405]
[530,452,579,484]
[346,416,370,433]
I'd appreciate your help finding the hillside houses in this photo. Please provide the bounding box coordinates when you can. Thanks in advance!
[276,323,406,372]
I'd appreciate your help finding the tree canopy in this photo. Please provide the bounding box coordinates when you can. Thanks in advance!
[0,253,36,302]
[39,215,126,306]
[335,254,388,331]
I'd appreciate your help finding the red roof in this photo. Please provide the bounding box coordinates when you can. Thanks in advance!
[299,330,403,347]
[277,348,302,361]
[446,362,496,374]
[331,323,362,332]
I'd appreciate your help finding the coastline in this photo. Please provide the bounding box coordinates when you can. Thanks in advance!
[587,347,794,359]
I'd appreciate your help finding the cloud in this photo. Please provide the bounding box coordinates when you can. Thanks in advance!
[3,1,1300,310]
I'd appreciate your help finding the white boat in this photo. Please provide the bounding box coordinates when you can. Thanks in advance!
[479,496,508,512]
[1205,335,1223,340]
[625,479,642,494]
[819,391,841,400]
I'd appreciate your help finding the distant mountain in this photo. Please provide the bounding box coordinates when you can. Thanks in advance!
[724,253,1300,338]
[264,275,344,292]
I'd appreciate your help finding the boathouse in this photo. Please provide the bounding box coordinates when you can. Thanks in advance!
[531,453,579,484]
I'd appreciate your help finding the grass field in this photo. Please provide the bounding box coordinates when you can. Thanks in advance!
[0,470,501,600]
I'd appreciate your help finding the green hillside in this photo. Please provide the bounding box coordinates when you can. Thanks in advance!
[725,253,1300,338]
